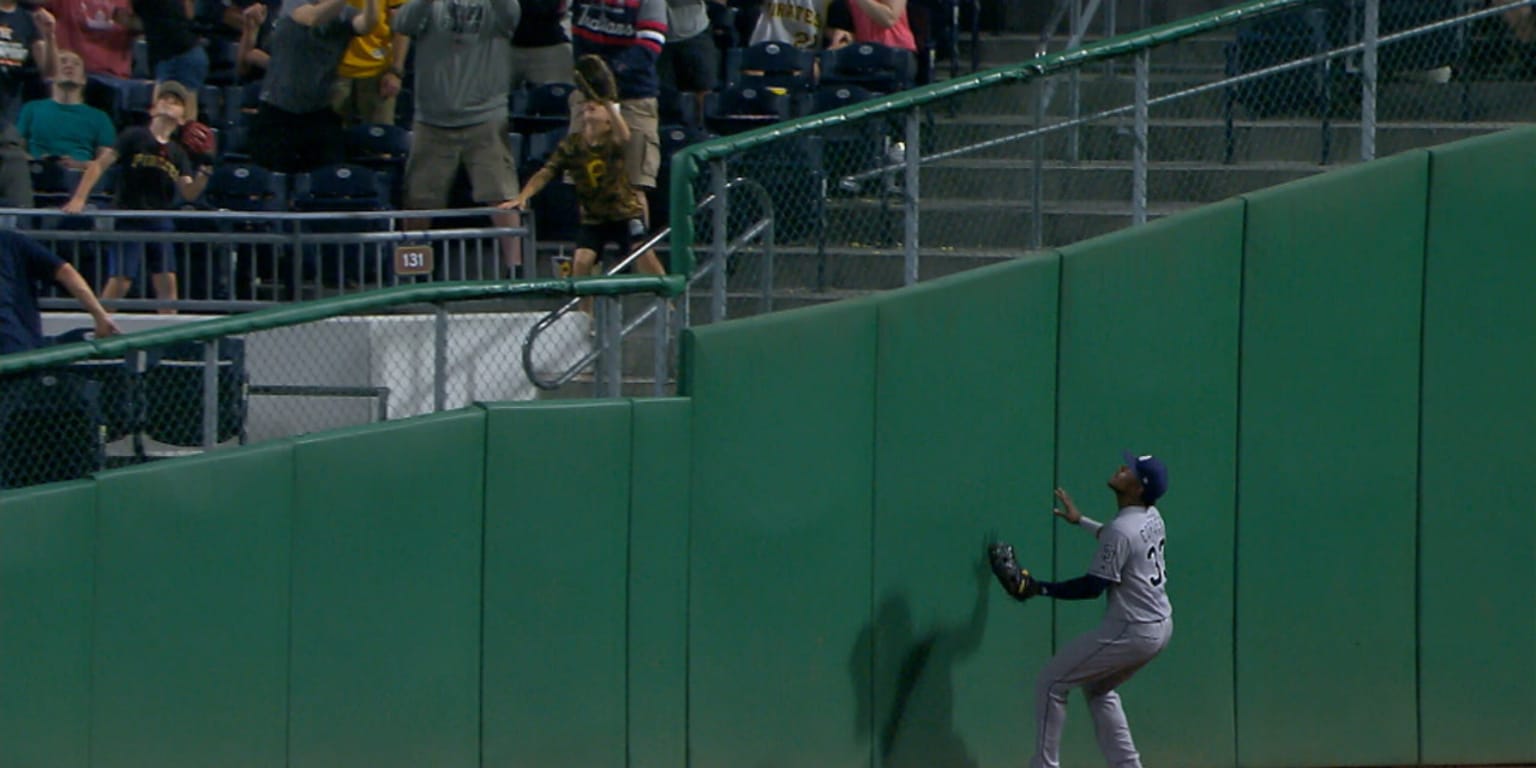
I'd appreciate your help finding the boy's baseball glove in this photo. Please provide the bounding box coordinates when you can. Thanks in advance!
[574,54,619,103]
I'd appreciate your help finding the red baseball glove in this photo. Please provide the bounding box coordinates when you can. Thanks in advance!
[178,120,217,165]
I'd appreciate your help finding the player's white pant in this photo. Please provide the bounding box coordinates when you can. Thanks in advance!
[1030,616,1172,768]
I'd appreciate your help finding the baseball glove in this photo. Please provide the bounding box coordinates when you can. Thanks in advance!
[178,120,217,166]
[988,542,1040,601]
[573,54,619,103]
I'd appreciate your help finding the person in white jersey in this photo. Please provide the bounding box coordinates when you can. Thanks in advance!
[988,452,1173,768]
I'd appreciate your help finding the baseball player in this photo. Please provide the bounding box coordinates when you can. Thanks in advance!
[987,452,1173,768]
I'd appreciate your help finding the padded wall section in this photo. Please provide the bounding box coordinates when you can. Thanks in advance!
[1053,201,1244,767]
[1420,130,1536,764]
[289,411,484,768]
[870,257,1059,768]
[1236,154,1425,767]
[90,444,293,768]
[0,482,95,768]
[682,300,879,768]
[627,399,692,768]
[481,401,632,768]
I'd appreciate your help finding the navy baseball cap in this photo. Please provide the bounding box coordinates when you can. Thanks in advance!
[1122,451,1169,504]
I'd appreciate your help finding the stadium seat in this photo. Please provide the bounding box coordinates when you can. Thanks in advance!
[726,41,816,92]
[344,123,412,205]
[818,43,917,94]
[142,339,248,449]
[291,164,393,287]
[192,163,289,300]
[511,81,578,135]
[203,163,287,212]
[809,85,887,195]
[703,84,794,135]
[0,371,105,488]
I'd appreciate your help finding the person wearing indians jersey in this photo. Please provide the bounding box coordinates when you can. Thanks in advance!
[568,0,665,223]
[1032,452,1174,768]
[63,81,213,311]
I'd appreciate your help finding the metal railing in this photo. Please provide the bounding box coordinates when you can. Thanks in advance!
[521,177,778,397]
[4,207,534,312]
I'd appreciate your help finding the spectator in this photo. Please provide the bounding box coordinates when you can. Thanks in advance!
[570,0,665,225]
[748,0,840,49]
[846,0,913,51]
[393,0,522,274]
[0,2,58,123]
[502,88,667,313]
[1,229,120,354]
[511,0,571,88]
[657,0,716,126]
[62,80,213,311]
[133,0,208,114]
[233,0,271,81]
[0,119,32,206]
[47,0,137,98]
[247,0,379,173]
[331,0,407,126]
[18,49,116,169]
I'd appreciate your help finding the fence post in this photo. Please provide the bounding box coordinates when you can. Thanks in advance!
[434,302,447,412]
[1031,76,1046,250]
[903,107,921,286]
[202,339,218,449]
[652,297,669,396]
[710,158,728,322]
[1133,48,1150,226]
[597,297,622,397]
[1361,0,1379,162]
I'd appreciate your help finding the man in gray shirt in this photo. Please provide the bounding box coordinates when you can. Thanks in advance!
[249,0,381,173]
[394,0,524,275]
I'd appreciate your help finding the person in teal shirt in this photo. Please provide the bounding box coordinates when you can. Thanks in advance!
[17,50,116,168]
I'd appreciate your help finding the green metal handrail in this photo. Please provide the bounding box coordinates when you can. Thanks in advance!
[667,0,1313,274]
[0,276,685,376]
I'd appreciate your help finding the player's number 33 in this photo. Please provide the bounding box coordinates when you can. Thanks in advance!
[1147,538,1167,587]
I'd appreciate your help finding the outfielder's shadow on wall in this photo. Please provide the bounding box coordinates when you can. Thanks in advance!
[850,557,991,768]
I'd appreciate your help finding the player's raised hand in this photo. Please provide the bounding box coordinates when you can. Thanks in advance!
[1052,487,1081,524]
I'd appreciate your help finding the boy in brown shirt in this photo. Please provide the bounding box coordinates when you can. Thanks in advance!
[501,82,668,300]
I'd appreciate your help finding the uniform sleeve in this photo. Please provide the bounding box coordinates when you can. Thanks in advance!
[1087,527,1130,583]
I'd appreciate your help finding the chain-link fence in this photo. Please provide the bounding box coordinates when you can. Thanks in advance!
[670,0,1536,311]
[0,279,677,490]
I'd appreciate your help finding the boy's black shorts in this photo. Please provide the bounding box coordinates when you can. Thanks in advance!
[576,218,647,259]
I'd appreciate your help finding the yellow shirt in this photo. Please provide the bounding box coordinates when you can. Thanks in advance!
[337,0,407,79]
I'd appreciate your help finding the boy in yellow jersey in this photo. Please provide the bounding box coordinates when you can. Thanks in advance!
[331,0,410,126]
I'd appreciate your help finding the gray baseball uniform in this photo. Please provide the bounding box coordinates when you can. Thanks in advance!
[1032,505,1173,768]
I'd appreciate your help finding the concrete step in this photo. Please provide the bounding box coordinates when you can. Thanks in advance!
[925,116,1521,163]
[923,71,1536,122]
[919,158,1325,203]
[818,197,1199,250]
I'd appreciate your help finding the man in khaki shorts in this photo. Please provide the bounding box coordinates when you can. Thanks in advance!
[393,0,525,275]
[570,0,666,226]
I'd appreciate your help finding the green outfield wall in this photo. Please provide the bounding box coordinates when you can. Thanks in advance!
[4,130,1534,768]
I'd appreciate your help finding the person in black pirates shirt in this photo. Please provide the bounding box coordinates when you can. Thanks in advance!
[63,81,214,312]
